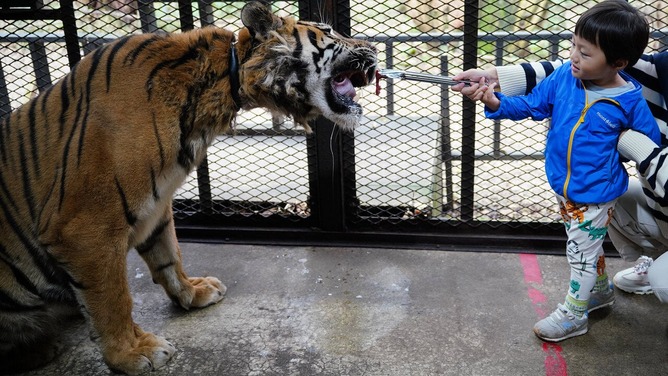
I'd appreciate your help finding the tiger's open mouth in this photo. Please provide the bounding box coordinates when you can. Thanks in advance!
[331,67,376,108]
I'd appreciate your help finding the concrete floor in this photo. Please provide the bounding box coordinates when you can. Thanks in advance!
[15,243,666,376]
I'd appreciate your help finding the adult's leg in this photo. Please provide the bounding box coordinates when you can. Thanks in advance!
[608,178,668,300]
[648,252,668,303]
[608,178,668,261]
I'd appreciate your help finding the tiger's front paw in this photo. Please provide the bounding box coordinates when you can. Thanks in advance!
[188,276,226,308]
[104,332,175,375]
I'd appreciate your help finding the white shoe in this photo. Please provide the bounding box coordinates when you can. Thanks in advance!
[533,304,588,342]
[612,256,653,294]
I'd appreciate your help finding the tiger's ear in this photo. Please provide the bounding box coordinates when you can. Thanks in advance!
[240,1,283,40]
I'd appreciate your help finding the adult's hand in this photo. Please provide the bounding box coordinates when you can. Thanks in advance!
[451,67,499,98]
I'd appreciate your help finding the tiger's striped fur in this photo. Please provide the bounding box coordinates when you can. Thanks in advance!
[0,2,377,374]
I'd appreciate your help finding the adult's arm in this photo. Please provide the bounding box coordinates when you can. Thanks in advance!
[618,130,668,206]
[451,60,564,99]
[495,60,564,96]
[626,52,668,134]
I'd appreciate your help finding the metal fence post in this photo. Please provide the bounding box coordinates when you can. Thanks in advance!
[300,0,351,232]
[138,0,158,33]
[59,0,81,67]
[178,0,213,215]
[198,0,213,26]
[460,0,479,222]
[434,55,454,214]
[177,0,194,31]
[30,0,51,92]
[385,40,394,116]
[0,60,10,117]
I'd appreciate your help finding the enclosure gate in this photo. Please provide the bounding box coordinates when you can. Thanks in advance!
[1,0,666,253]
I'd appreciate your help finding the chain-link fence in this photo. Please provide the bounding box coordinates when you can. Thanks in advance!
[1,0,666,251]
[358,0,664,226]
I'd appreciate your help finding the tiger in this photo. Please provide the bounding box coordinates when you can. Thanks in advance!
[0,2,377,374]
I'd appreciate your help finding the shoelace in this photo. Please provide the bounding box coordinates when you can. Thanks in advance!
[633,256,653,274]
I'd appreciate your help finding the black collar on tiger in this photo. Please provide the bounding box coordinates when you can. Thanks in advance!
[229,39,242,111]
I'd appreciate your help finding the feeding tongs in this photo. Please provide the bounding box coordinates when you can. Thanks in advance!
[377,69,474,86]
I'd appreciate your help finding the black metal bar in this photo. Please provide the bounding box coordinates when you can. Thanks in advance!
[385,41,394,115]
[550,38,559,61]
[170,0,210,217]
[460,0,479,222]
[306,122,348,231]
[197,0,214,27]
[271,115,285,131]
[0,59,10,118]
[493,38,504,159]
[0,8,60,19]
[178,0,194,31]
[439,56,453,212]
[29,39,52,91]
[301,0,348,232]
[196,156,213,215]
[59,0,81,67]
[0,0,37,9]
[332,0,359,228]
[138,0,158,33]
[175,224,576,256]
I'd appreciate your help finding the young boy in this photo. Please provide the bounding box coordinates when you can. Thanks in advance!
[466,0,661,341]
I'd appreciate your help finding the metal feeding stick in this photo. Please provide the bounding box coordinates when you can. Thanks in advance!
[377,69,474,86]
[374,69,474,95]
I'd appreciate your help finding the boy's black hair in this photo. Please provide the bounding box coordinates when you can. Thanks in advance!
[574,0,649,67]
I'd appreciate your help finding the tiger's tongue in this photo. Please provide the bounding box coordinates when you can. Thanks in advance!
[334,77,356,98]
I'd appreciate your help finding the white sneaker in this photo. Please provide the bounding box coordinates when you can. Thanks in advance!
[612,256,653,294]
[533,304,588,342]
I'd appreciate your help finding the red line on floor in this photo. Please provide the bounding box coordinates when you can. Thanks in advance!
[519,253,569,376]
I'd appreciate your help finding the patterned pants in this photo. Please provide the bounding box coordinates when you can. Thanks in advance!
[556,194,616,317]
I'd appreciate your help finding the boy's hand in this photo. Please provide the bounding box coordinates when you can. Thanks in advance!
[478,81,500,112]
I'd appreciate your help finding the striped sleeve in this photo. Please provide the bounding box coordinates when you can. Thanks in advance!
[496,60,564,96]
[638,146,668,208]
[617,52,668,225]
[627,54,668,147]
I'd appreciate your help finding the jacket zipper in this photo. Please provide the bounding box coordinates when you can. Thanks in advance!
[562,96,620,201]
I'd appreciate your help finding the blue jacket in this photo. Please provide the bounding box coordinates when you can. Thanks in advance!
[486,61,661,204]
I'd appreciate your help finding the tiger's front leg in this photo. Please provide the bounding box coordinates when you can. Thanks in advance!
[135,207,226,309]
[51,239,176,375]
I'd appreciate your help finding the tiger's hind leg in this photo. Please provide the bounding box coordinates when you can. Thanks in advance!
[0,341,56,374]
[135,207,226,309]
[0,331,59,374]
[0,302,79,374]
